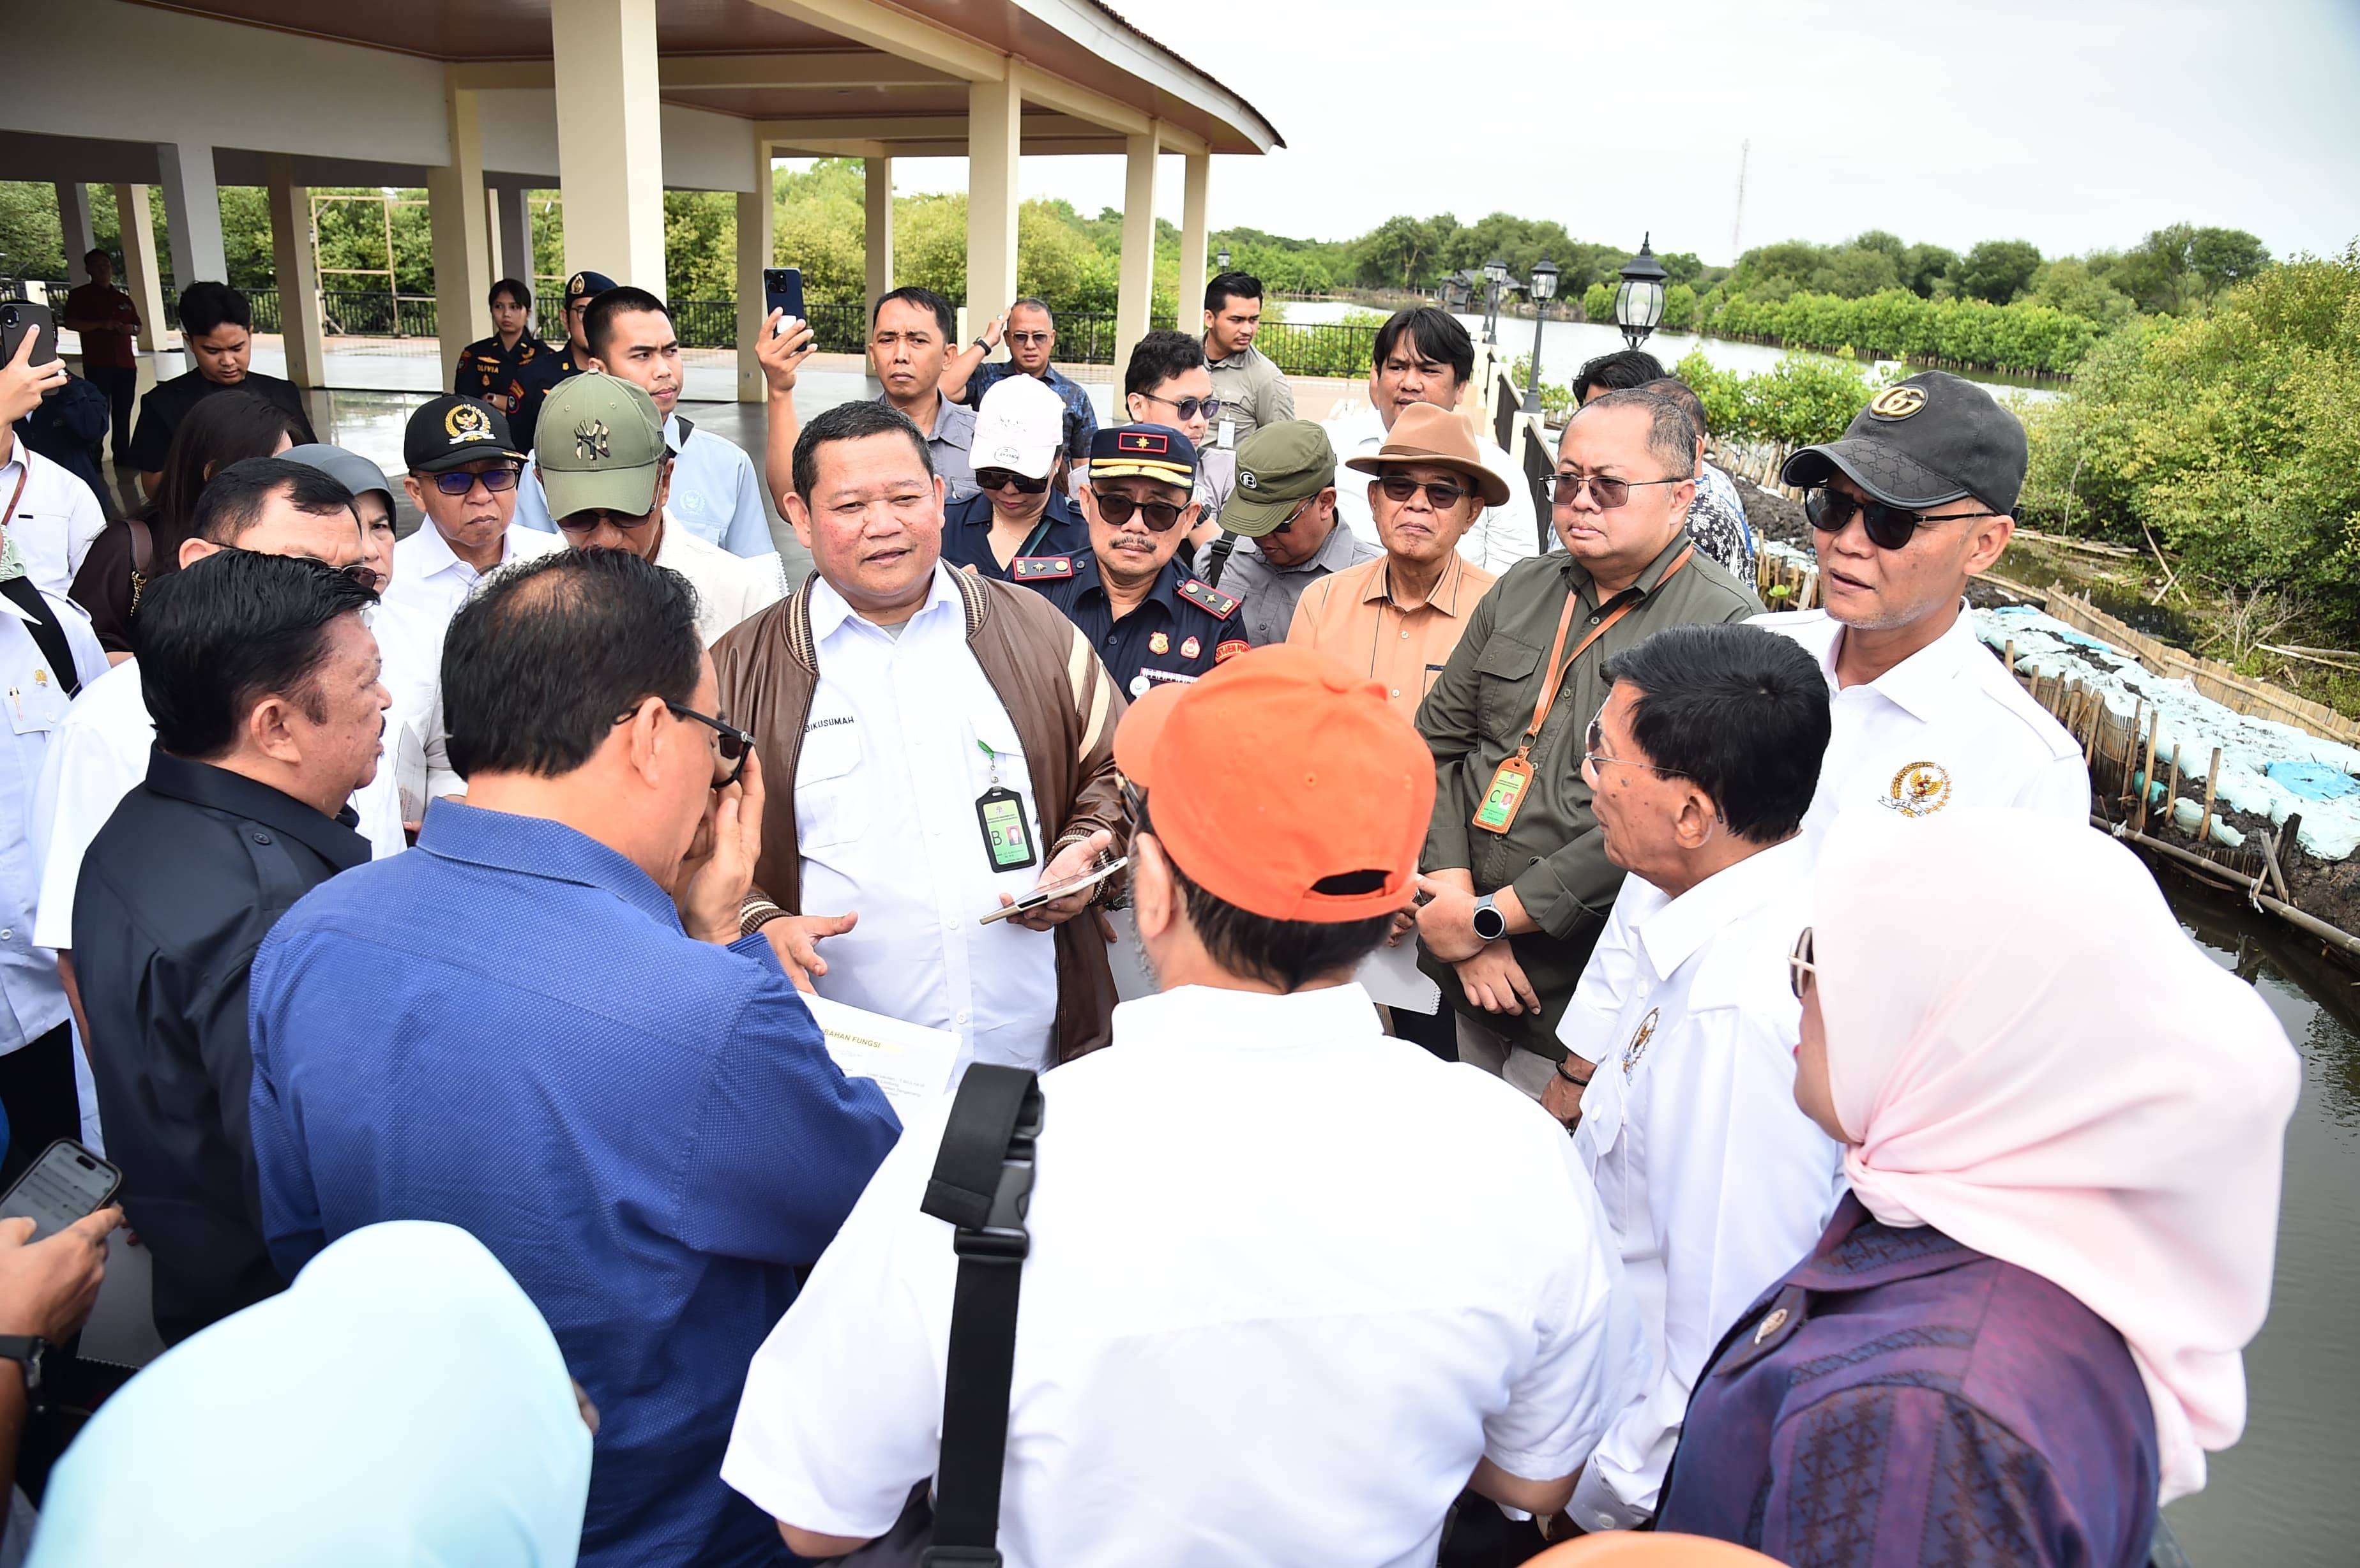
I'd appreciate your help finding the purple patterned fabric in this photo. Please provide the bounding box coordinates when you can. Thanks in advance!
[1657,1194,2159,1567]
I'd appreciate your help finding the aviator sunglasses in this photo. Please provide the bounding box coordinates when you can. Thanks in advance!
[1806,486,2004,552]
[1545,471,1686,510]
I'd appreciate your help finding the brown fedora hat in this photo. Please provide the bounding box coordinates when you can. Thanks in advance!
[1343,402,1511,508]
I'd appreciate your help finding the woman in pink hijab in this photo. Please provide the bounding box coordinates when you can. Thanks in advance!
[1656,808,2297,1566]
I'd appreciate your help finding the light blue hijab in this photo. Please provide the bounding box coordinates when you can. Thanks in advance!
[28,1221,591,1568]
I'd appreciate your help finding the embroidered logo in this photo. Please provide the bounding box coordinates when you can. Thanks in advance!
[1239,469,1260,490]
[1117,430,1170,455]
[1879,760,1953,818]
[1180,636,1200,659]
[444,402,494,444]
[1621,1007,1660,1079]
[1149,631,1170,654]
[575,420,611,462]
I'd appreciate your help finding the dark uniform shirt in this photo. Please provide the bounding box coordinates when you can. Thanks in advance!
[454,330,560,459]
[1017,549,1246,698]
[126,369,316,474]
[939,490,1089,582]
[71,748,369,1343]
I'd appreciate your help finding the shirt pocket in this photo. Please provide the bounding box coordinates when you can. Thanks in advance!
[1472,635,1543,737]
[6,679,70,737]
[794,719,868,851]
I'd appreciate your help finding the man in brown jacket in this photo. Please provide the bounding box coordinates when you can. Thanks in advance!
[714,400,1128,1071]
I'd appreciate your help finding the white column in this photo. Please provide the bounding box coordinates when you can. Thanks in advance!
[495,185,534,290]
[427,74,495,389]
[112,185,167,354]
[865,156,894,325]
[551,0,666,290]
[1113,128,1161,377]
[56,185,96,287]
[156,142,225,369]
[1177,151,1211,341]
[736,139,775,404]
[965,74,1020,327]
[266,155,327,390]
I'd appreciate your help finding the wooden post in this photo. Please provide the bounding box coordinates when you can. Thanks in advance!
[2163,744,2182,832]
[2196,746,2223,846]
[2135,709,2159,831]
[2004,638,2017,688]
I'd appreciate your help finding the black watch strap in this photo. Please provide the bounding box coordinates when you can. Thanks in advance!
[0,1336,52,1415]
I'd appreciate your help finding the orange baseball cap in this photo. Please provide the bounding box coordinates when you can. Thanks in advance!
[1113,644,1435,923]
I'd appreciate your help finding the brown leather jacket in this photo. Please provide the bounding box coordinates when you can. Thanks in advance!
[713,566,1129,1063]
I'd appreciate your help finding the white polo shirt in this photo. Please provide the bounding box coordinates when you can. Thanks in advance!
[382,518,561,629]
[1324,403,1538,576]
[1557,837,1847,1530]
[1756,605,2087,849]
[0,439,108,598]
[794,564,1057,1075]
[652,522,785,647]
[725,983,1633,1567]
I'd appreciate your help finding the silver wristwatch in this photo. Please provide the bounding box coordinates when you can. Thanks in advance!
[1471,894,1507,943]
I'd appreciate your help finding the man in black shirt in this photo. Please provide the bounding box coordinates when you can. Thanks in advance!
[72,462,384,1342]
[126,282,316,497]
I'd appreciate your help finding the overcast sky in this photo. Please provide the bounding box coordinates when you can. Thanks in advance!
[879,0,2360,265]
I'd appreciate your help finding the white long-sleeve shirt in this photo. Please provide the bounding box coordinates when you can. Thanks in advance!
[1558,836,1846,1530]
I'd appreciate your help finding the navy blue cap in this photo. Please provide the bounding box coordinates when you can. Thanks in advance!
[563,271,617,307]
[1089,423,1197,488]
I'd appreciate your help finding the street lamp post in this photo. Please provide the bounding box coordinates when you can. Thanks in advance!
[1614,233,1668,351]
[1523,258,1559,411]
[1214,246,1232,273]
[1481,256,1509,342]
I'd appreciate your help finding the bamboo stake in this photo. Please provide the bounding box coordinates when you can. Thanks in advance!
[2197,747,2223,847]
[2163,744,2182,831]
[2004,638,2016,686]
[2119,700,2143,806]
[2135,709,2158,831]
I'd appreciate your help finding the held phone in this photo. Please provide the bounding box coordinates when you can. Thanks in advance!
[0,1140,122,1243]
[978,856,1131,925]
[762,268,805,335]
[0,301,59,375]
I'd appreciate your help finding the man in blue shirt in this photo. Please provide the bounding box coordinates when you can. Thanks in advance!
[247,548,899,1568]
[940,297,1100,464]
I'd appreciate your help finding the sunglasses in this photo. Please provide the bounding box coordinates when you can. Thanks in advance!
[612,702,752,788]
[976,468,1051,495]
[1139,390,1220,423]
[1805,486,2005,551]
[557,508,653,532]
[1267,494,1317,536]
[1546,471,1686,510]
[1093,492,1186,532]
[429,465,521,496]
[1789,928,1817,1000]
[1007,331,1054,347]
[1583,715,1683,778]
[1377,474,1469,511]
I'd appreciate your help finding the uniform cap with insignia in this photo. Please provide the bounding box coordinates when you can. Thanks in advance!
[1088,422,1197,490]
[534,373,669,521]
[1781,369,2029,515]
[1219,421,1338,538]
[971,375,1068,480]
[562,270,617,310]
[402,395,525,475]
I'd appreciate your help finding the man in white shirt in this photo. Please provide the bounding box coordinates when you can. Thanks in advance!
[513,288,779,559]
[1326,308,1537,575]
[534,374,783,647]
[388,396,560,629]
[0,338,108,598]
[1757,371,2085,845]
[1551,621,1847,1535]
[724,642,1633,1566]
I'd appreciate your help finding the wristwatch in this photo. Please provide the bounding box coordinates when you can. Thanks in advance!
[0,1336,54,1417]
[1471,894,1507,944]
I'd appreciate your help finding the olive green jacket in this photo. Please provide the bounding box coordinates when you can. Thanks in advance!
[1414,533,1763,1057]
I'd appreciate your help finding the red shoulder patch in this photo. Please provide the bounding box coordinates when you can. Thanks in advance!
[1177,577,1240,619]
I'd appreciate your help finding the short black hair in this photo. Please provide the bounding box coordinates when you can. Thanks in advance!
[443,549,703,780]
[1573,349,1667,403]
[1571,388,1697,478]
[1205,271,1263,313]
[489,277,533,312]
[1373,308,1472,384]
[192,457,360,546]
[179,282,252,338]
[1601,624,1830,845]
[1640,377,1709,440]
[1124,330,1207,399]
[873,285,955,341]
[791,398,935,502]
[584,285,671,362]
[83,246,109,268]
[139,550,379,761]
[1140,792,1394,992]
[1007,297,1055,327]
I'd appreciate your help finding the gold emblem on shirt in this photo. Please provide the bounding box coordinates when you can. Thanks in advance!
[1621,1007,1660,1079]
[1880,760,1953,818]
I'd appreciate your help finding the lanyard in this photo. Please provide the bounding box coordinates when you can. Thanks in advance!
[1514,545,1692,762]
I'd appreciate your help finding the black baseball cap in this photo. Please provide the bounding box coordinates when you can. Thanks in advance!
[1780,370,2028,515]
[403,395,526,474]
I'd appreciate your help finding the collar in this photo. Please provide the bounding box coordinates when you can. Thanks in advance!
[1019,364,1073,395]
[1831,600,1980,723]
[416,799,682,931]
[663,413,688,451]
[1635,835,1810,983]
[408,520,526,580]
[1562,528,1693,605]
[142,748,372,871]
[1787,1192,1979,1293]
[1204,342,1264,372]
[1362,550,1474,615]
[933,395,976,448]
[807,558,962,644]
[1110,980,1382,1052]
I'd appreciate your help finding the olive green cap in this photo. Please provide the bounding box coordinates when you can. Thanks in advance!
[1219,420,1337,538]
[535,373,669,522]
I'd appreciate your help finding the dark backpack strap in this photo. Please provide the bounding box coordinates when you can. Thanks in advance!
[919,1064,1042,1567]
[0,578,82,698]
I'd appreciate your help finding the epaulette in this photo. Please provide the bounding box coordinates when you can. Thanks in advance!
[1177,577,1239,619]
[1011,555,1075,581]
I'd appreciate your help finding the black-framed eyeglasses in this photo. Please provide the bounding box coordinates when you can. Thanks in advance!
[1093,492,1187,532]
[429,464,522,496]
[614,702,752,788]
[975,467,1051,495]
[1266,494,1317,536]
[1583,714,1684,778]
[1789,927,1817,1000]
[1804,486,2006,552]
[1138,389,1220,423]
[1377,474,1469,511]
[1546,471,1686,510]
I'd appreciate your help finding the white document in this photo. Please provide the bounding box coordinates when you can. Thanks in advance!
[801,994,960,1124]
[1104,910,1440,1014]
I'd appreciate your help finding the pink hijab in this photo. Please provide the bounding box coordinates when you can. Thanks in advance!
[1813,808,2299,1504]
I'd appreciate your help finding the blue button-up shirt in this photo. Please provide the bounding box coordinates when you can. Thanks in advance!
[517,414,776,557]
[964,361,1100,464]
[938,488,1089,582]
[247,801,899,1568]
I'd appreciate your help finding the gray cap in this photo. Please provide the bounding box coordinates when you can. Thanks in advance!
[282,443,394,506]
[1780,371,2028,515]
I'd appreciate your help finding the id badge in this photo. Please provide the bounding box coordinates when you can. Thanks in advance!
[1218,418,1236,449]
[1472,755,1535,834]
[976,787,1038,872]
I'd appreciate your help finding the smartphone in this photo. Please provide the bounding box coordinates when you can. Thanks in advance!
[0,1140,122,1244]
[762,267,805,336]
[0,301,59,373]
[978,856,1131,924]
